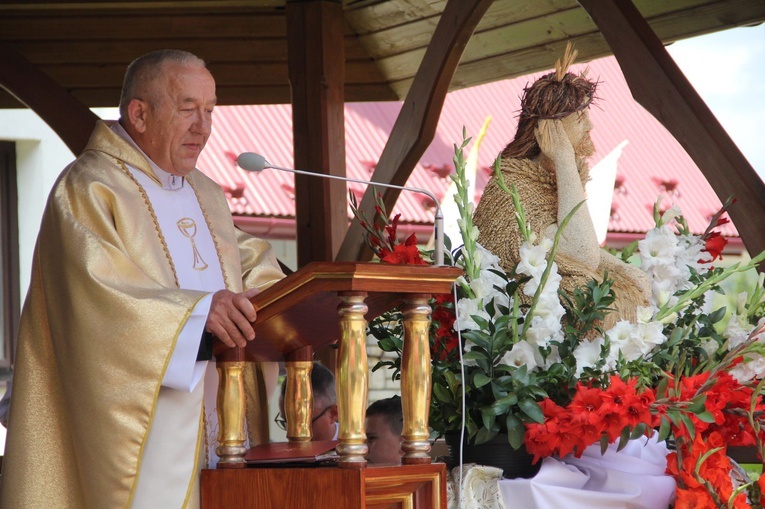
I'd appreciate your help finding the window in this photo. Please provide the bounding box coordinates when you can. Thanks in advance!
[0,141,19,372]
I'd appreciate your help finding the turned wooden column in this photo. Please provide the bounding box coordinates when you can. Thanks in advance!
[284,359,314,442]
[334,292,370,468]
[215,347,247,468]
[400,294,434,464]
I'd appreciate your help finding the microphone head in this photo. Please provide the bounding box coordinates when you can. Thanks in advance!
[237,152,270,172]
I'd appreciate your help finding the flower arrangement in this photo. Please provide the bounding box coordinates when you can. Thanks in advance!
[355,133,765,508]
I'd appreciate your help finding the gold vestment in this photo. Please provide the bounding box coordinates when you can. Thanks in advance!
[0,121,285,508]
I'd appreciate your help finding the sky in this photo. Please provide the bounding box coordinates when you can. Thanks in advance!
[666,25,765,178]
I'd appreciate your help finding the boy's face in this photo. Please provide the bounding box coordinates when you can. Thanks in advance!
[365,414,403,465]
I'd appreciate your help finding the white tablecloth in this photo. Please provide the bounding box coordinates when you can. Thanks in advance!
[447,436,677,509]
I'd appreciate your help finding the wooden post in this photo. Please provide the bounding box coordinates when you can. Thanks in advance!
[286,0,347,267]
[335,0,496,263]
[577,0,765,263]
[0,42,98,156]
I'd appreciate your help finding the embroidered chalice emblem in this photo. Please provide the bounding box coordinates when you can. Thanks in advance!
[177,217,208,271]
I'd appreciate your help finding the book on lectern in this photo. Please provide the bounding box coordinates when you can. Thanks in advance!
[245,440,339,464]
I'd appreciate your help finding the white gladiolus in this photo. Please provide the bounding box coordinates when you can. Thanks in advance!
[636,306,656,324]
[574,336,605,377]
[660,206,682,224]
[634,322,667,353]
[456,297,489,331]
[724,313,754,349]
[475,243,502,269]
[639,226,680,271]
[501,340,539,370]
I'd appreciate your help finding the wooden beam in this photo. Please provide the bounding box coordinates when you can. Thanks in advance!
[0,42,97,155]
[335,0,496,262]
[577,0,765,263]
[287,0,347,266]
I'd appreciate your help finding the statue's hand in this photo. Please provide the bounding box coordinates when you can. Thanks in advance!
[535,119,575,165]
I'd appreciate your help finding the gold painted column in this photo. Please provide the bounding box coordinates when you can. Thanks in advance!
[284,360,314,441]
[401,294,433,464]
[216,354,247,468]
[334,291,369,468]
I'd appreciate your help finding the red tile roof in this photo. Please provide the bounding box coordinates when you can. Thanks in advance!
[197,54,742,246]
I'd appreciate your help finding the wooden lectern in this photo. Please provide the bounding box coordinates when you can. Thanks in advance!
[203,262,462,508]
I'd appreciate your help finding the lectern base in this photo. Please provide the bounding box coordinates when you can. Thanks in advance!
[201,462,446,509]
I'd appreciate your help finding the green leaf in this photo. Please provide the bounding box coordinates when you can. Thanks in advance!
[481,410,497,431]
[599,434,610,455]
[686,394,707,415]
[432,383,452,403]
[518,398,545,423]
[655,377,669,400]
[495,392,518,407]
[678,412,697,439]
[693,410,716,424]
[473,372,492,388]
[629,422,647,440]
[707,306,727,324]
[506,414,525,449]
[474,427,497,445]
[657,416,671,443]
[617,425,631,452]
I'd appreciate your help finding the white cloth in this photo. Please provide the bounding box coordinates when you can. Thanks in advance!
[114,123,228,508]
[498,436,676,509]
[114,122,222,393]
[447,464,506,509]
[448,436,676,509]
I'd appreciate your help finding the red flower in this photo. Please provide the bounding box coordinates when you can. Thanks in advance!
[379,234,427,265]
[702,232,727,262]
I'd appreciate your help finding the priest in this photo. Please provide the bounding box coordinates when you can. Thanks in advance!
[0,49,285,508]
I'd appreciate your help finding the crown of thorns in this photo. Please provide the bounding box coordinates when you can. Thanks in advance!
[517,75,599,121]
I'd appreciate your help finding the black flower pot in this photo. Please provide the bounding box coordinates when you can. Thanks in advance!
[444,432,541,479]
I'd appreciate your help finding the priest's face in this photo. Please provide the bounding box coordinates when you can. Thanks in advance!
[140,63,216,176]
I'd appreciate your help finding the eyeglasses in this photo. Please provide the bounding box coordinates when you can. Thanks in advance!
[274,404,334,432]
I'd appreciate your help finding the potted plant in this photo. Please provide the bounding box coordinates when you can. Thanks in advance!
[354,134,765,507]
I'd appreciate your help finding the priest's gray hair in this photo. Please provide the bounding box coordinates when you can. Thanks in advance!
[119,49,207,120]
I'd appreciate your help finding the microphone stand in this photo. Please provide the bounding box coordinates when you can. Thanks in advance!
[238,154,445,266]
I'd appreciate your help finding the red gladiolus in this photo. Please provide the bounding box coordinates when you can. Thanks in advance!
[715,217,730,227]
[702,232,727,262]
[379,234,427,265]
[431,301,458,360]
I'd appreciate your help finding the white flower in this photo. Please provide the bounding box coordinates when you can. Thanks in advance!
[574,336,605,377]
[660,205,682,224]
[501,340,539,371]
[639,226,680,271]
[700,339,719,358]
[455,297,489,331]
[475,243,502,270]
[605,320,664,362]
[730,362,755,383]
[542,345,561,368]
[636,306,656,324]
[634,321,667,353]
[517,241,550,279]
[724,313,754,349]
[524,317,557,349]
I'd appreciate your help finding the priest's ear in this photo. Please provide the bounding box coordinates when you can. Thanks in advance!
[126,98,150,134]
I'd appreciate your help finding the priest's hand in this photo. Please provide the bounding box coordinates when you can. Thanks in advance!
[205,287,260,348]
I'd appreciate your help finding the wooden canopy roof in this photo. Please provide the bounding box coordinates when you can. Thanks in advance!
[0,0,762,109]
[1,0,764,270]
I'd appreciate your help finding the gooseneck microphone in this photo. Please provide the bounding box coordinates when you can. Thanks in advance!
[237,152,445,266]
